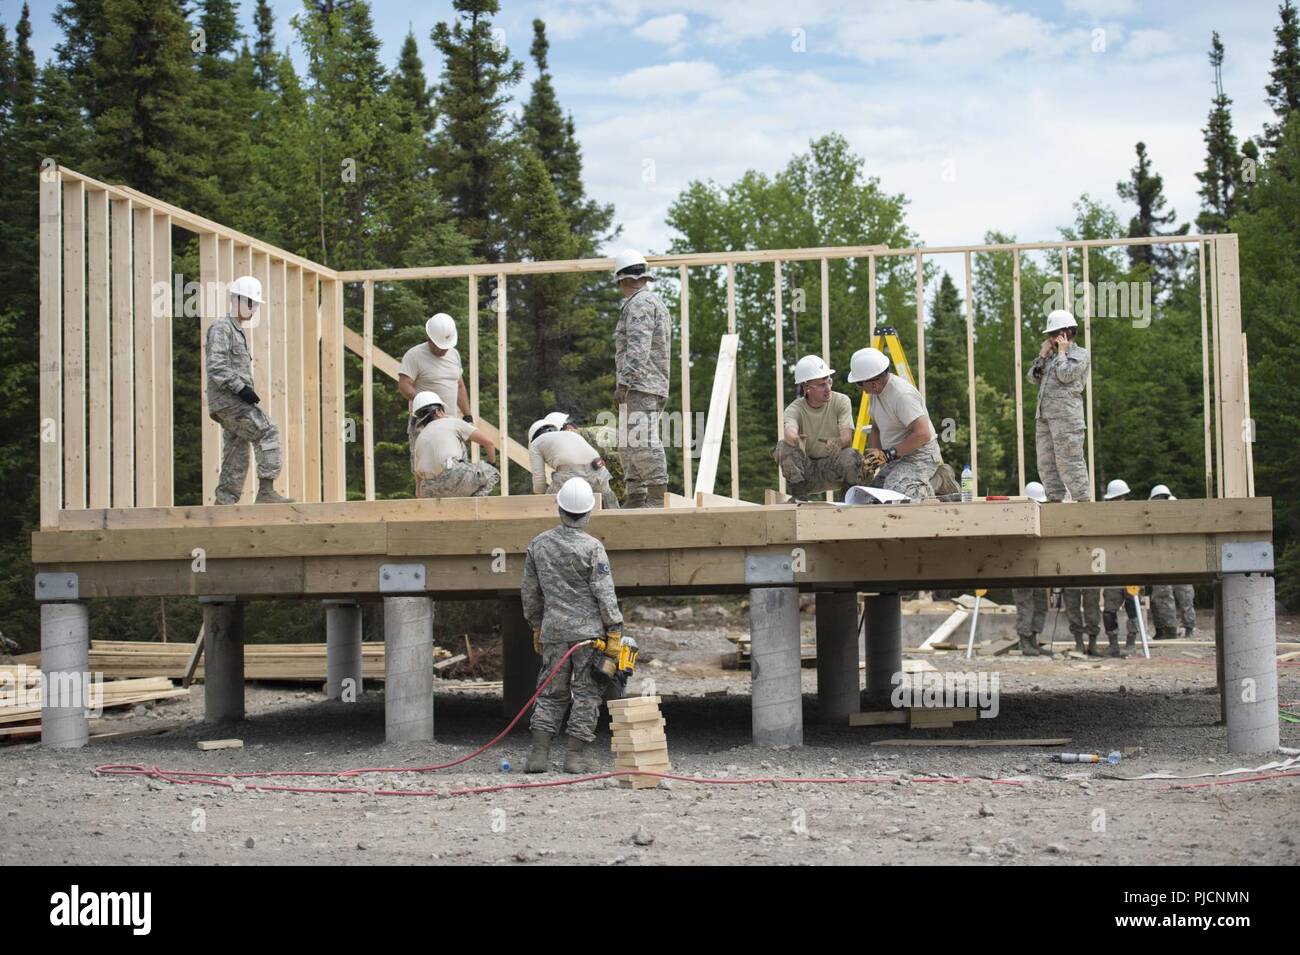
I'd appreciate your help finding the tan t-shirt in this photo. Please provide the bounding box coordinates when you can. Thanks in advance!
[530,430,600,493]
[870,375,933,450]
[783,392,854,459]
[399,343,463,413]
[413,417,475,478]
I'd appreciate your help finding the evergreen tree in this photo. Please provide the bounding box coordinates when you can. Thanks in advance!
[252,0,276,91]
[393,29,435,137]
[1196,32,1242,234]
[1262,0,1300,153]
[1116,142,1189,284]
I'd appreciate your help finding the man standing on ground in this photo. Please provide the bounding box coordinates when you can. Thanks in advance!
[613,249,671,508]
[1012,481,1053,656]
[1098,478,1139,657]
[1149,484,1197,638]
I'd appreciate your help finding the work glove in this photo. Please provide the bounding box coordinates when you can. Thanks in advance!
[863,448,887,471]
[462,414,474,424]
[532,627,542,654]
[238,385,261,405]
[602,629,623,658]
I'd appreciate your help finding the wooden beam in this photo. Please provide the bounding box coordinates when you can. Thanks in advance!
[302,272,322,503]
[1198,241,1213,499]
[39,167,63,529]
[914,252,925,401]
[964,250,977,495]
[726,262,739,500]
[86,188,111,509]
[774,260,785,497]
[468,275,479,463]
[110,198,134,508]
[820,257,832,502]
[269,258,288,498]
[693,334,738,496]
[680,265,692,498]
[284,265,305,502]
[1214,236,1247,498]
[319,277,345,502]
[1012,248,1024,492]
[62,178,86,510]
[496,272,508,496]
[362,279,375,501]
[131,205,155,508]
[151,213,173,506]
[1080,246,1095,502]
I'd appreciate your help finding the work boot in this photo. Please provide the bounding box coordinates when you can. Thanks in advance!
[1153,626,1177,641]
[1104,631,1123,658]
[1073,632,1086,654]
[563,734,596,774]
[1182,626,1196,639]
[256,477,294,504]
[524,730,553,773]
[1033,633,1054,657]
[644,484,667,508]
[1125,631,1137,653]
[214,491,240,506]
[1018,633,1044,656]
[1086,633,1102,657]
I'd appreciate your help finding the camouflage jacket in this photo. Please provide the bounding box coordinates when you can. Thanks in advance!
[206,315,253,413]
[521,512,623,644]
[1029,344,1090,423]
[615,287,671,398]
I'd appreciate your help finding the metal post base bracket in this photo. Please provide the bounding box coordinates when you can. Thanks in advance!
[35,572,78,601]
[1220,542,1273,574]
[745,554,796,586]
[380,564,427,594]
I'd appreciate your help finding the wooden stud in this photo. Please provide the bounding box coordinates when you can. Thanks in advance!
[496,272,508,495]
[302,272,322,503]
[284,265,304,501]
[110,198,134,508]
[1210,240,1224,498]
[693,334,738,497]
[1198,241,1213,498]
[242,250,270,500]
[152,213,173,506]
[269,258,288,497]
[39,168,63,529]
[131,205,155,509]
[964,250,977,495]
[362,279,375,501]
[468,275,479,463]
[86,188,111,509]
[1213,236,1247,498]
[774,260,785,497]
[914,251,925,401]
[1080,246,1095,502]
[820,257,832,502]
[1012,248,1024,492]
[1242,333,1255,498]
[727,262,739,500]
[680,266,693,498]
[868,253,877,340]
[319,277,345,502]
[62,178,86,510]
[197,233,220,504]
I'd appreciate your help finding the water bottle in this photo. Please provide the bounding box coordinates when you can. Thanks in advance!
[500,759,512,773]
[960,464,973,502]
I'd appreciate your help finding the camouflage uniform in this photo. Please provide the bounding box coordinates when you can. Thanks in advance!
[869,441,942,502]
[1013,588,1047,638]
[206,314,282,503]
[1028,344,1092,502]
[1063,588,1101,639]
[772,442,864,498]
[1151,584,1196,632]
[522,510,623,743]
[416,461,499,498]
[1102,587,1140,639]
[576,425,623,501]
[615,287,671,507]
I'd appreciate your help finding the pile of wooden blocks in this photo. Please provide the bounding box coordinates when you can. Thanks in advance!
[608,696,670,789]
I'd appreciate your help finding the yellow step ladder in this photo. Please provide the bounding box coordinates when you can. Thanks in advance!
[851,326,916,453]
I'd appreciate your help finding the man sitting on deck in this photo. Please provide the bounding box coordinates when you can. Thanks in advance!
[847,347,944,502]
[772,354,869,499]
[412,393,499,498]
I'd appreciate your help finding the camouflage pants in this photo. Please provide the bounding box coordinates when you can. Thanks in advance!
[211,404,282,503]
[1102,587,1140,636]
[1035,417,1091,502]
[530,641,603,742]
[416,461,499,499]
[870,442,941,502]
[1013,587,1047,637]
[618,390,667,508]
[548,465,620,510]
[772,443,863,498]
[1151,585,1196,630]
[406,415,427,474]
[1063,587,1101,637]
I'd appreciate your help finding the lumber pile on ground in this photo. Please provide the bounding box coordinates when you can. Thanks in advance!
[12,640,453,683]
[609,696,670,789]
[721,634,816,669]
[849,706,979,730]
[0,668,187,740]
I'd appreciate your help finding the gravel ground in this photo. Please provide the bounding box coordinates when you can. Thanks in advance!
[2,605,1298,866]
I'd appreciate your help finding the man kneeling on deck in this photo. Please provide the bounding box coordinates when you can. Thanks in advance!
[848,347,944,502]
[206,275,292,505]
[772,355,869,499]
[529,412,619,510]
[522,478,625,774]
[412,392,499,498]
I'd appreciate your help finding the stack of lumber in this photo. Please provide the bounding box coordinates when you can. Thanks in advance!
[0,668,186,740]
[722,634,816,669]
[608,696,670,789]
[849,706,979,730]
[12,640,452,683]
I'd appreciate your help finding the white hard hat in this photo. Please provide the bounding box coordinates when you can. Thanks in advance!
[412,391,444,415]
[793,354,835,385]
[1149,484,1175,500]
[543,411,570,430]
[1024,481,1047,503]
[1044,309,1077,334]
[847,347,890,383]
[557,476,595,515]
[425,312,458,349]
[1103,478,1131,500]
[612,249,652,282]
[528,419,555,444]
[229,275,264,305]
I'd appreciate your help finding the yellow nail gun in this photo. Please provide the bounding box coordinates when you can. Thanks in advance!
[591,631,639,691]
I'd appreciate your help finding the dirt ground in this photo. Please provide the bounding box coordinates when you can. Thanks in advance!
[3,602,1298,866]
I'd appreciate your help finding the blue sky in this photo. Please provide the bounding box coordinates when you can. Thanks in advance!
[15,0,1283,259]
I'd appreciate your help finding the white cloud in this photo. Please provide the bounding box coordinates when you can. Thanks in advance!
[1125,29,1174,58]
[634,13,690,45]
[1063,0,1138,17]
[608,60,722,97]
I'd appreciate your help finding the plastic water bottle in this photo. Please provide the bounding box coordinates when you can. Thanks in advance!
[960,464,973,502]
[500,759,512,773]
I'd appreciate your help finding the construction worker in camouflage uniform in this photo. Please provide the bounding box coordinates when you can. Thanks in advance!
[523,478,624,774]
[612,249,671,508]
[1148,484,1196,638]
[1012,481,1053,656]
[206,275,293,505]
[848,347,942,501]
[1098,478,1139,656]
[773,355,868,498]
[529,411,619,509]
[411,392,499,498]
